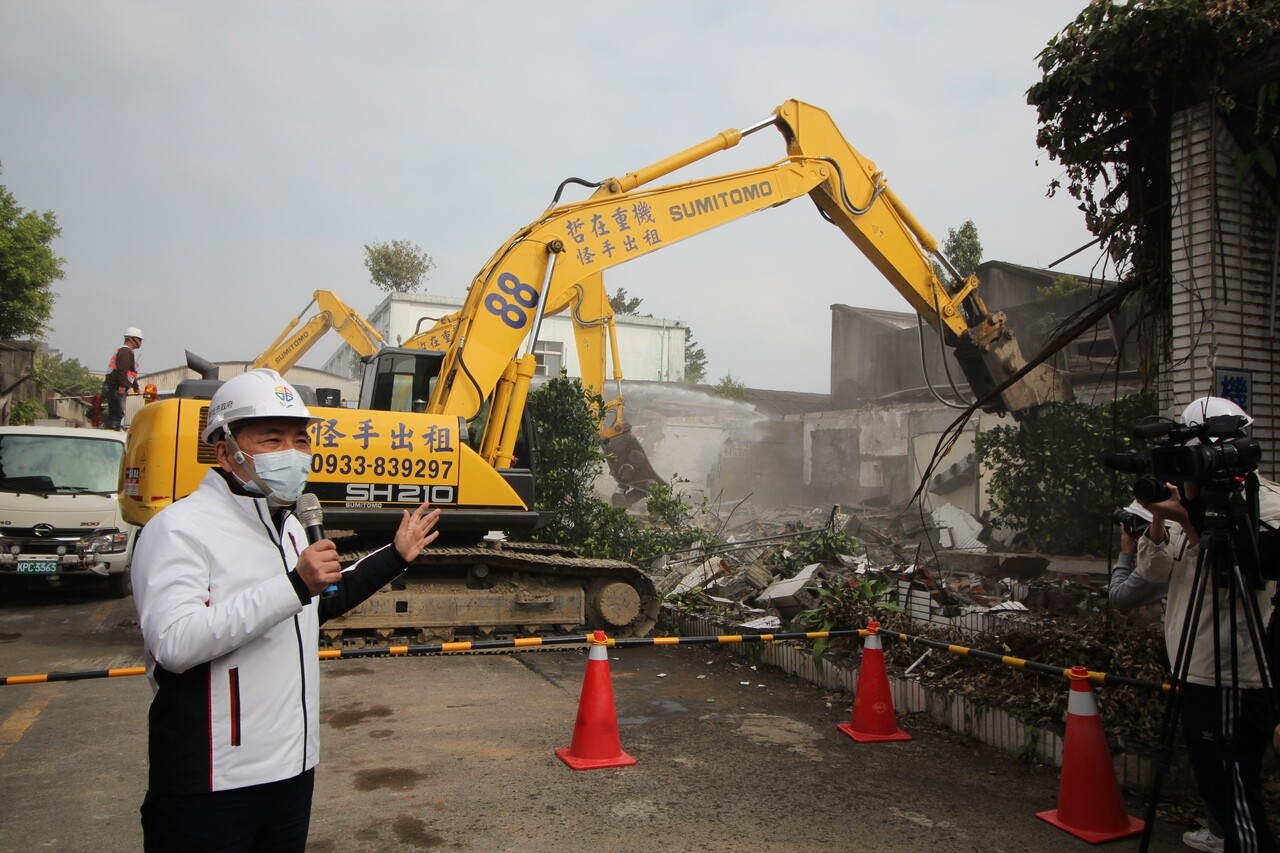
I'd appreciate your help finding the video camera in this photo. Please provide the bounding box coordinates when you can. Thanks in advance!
[1106,412,1273,586]
[1104,414,1262,502]
[1112,507,1151,539]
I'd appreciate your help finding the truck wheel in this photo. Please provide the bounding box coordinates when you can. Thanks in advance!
[108,570,132,599]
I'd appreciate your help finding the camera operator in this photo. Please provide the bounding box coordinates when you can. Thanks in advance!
[1135,397,1280,853]
[1110,502,1169,613]
[1110,503,1231,851]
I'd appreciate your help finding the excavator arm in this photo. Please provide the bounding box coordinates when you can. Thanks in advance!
[252,290,387,374]
[775,102,1071,413]
[424,99,1071,484]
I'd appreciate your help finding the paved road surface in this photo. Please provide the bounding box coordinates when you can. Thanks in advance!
[0,580,1191,851]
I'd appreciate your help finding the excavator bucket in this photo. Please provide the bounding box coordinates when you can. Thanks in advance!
[604,430,664,507]
[954,312,1074,419]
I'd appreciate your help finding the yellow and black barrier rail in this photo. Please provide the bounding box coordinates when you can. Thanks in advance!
[0,665,147,686]
[870,626,1171,694]
[317,632,594,659]
[611,627,1169,694]
[0,626,1169,693]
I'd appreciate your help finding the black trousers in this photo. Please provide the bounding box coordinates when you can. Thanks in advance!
[1181,683,1277,853]
[140,768,315,853]
[104,386,125,430]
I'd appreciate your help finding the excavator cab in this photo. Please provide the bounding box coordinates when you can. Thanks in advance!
[360,348,445,414]
[358,348,538,518]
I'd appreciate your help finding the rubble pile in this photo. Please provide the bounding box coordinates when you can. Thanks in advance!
[652,499,1170,747]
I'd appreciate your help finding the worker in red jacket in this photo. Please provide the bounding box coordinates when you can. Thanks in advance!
[103,327,142,430]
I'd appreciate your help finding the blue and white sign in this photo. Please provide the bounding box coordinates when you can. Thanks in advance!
[1214,367,1252,413]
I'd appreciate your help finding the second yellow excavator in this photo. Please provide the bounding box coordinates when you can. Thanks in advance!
[251,289,387,374]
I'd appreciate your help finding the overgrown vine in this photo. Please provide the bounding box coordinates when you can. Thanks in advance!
[1027,0,1280,369]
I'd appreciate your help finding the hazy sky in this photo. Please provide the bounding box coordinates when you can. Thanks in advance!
[2,0,1104,394]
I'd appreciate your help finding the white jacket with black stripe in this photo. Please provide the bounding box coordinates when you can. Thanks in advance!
[132,468,408,794]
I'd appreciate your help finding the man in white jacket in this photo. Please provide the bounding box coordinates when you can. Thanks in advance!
[132,369,440,852]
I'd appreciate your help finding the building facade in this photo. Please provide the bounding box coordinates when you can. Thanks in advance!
[1165,101,1276,477]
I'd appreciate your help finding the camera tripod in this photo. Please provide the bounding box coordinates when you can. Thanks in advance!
[1138,480,1277,853]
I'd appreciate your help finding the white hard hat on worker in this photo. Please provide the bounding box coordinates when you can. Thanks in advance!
[124,327,143,341]
[202,368,320,506]
[1180,396,1253,444]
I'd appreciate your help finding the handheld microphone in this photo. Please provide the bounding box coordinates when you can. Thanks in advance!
[295,493,337,598]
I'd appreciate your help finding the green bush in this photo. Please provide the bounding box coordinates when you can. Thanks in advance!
[8,399,45,425]
[974,393,1155,555]
[766,524,861,577]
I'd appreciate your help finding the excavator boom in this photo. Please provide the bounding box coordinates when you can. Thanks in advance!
[426,100,1071,483]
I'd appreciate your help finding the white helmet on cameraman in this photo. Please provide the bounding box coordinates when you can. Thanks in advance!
[1180,396,1253,446]
[201,368,319,445]
[124,327,143,340]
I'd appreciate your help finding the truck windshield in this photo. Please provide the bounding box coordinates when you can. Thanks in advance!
[0,434,124,494]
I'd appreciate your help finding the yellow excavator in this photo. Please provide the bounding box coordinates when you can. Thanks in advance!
[121,98,1071,643]
[251,290,387,373]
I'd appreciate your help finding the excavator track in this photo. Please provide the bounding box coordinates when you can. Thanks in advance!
[319,537,661,649]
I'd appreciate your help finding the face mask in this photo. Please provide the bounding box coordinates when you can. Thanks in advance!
[241,449,312,505]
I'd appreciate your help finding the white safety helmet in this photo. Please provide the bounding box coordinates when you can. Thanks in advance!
[201,368,319,445]
[124,327,143,340]
[1181,396,1253,427]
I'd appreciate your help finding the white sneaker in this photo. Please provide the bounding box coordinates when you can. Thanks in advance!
[1182,827,1225,853]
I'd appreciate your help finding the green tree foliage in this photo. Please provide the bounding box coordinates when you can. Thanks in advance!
[711,372,747,400]
[8,399,44,425]
[1034,274,1090,338]
[34,350,98,395]
[527,374,612,545]
[683,327,707,384]
[1039,274,1086,298]
[974,393,1156,555]
[607,286,646,316]
[1027,1,1280,302]
[363,240,435,293]
[942,220,983,279]
[0,183,64,340]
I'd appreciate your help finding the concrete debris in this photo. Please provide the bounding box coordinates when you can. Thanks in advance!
[929,504,987,553]
[716,564,773,603]
[755,564,827,617]
[653,498,1115,633]
[986,601,1029,612]
[835,553,868,573]
[660,558,727,597]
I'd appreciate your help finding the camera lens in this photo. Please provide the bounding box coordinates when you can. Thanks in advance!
[1133,477,1172,503]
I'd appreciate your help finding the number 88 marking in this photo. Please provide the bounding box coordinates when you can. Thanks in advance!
[484,272,539,329]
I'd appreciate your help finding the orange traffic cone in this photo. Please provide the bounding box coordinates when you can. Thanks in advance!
[838,621,911,743]
[1036,666,1144,843]
[555,631,636,770]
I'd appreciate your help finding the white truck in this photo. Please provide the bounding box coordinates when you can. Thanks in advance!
[0,425,136,597]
